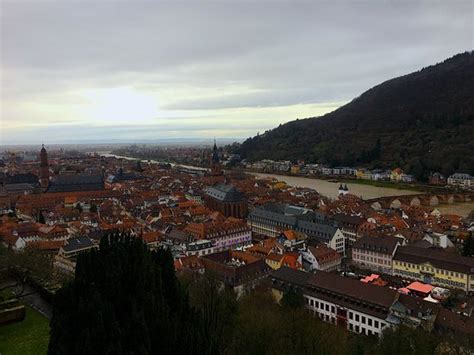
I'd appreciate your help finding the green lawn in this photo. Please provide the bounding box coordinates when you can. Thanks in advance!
[0,305,50,355]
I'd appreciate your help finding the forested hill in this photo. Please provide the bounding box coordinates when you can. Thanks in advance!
[237,52,474,180]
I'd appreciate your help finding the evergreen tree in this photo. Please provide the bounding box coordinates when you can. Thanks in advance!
[462,236,474,257]
[38,210,46,224]
[49,233,200,355]
[281,288,305,309]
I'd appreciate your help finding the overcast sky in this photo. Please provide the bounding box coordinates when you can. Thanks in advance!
[1,0,473,144]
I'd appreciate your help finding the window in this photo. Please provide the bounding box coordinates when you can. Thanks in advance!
[315,301,319,308]
[361,316,366,324]
[326,304,329,311]
[349,312,353,320]
[368,318,372,326]
[331,306,335,313]
[374,320,379,328]
[355,326,360,333]
[310,299,314,306]
[355,314,359,322]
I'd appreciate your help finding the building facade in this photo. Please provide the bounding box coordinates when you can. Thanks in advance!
[447,173,473,190]
[352,235,401,275]
[247,203,346,254]
[392,246,474,292]
[302,244,342,272]
[271,268,395,337]
[204,184,247,218]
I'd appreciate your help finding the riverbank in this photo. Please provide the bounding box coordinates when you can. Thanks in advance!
[248,172,421,200]
[336,177,448,193]
[240,168,451,193]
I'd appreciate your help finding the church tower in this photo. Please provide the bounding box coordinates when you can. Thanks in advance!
[210,139,223,176]
[39,144,49,189]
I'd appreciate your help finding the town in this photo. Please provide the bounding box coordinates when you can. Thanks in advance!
[1,142,474,347]
[111,144,474,190]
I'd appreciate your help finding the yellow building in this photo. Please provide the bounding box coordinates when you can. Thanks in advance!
[355,169,365,179]
[392,246,474,292]
[290,165,301,174]
[272,181,287,190]
[265,253,284,270]
[390,168,404,181]
[356,169,373,180]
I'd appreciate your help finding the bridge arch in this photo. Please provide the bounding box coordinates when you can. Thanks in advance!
[429,195,439,206]
[410,197,421,206]
[371,201,382,211]
[390,199,402,209]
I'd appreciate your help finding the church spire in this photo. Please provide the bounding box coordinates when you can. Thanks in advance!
[210,139,222,176]
[39,144,49,189]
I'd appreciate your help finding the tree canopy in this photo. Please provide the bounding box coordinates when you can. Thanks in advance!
[48,233,199,354]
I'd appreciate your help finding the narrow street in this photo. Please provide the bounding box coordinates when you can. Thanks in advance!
[2,280,53,319]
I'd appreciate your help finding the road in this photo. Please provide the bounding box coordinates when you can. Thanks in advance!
[1,280,53,319]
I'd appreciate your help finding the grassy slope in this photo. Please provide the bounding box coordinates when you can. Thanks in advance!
[0,305,49,355]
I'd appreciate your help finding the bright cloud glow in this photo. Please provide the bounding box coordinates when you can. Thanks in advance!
[79,87,159,124]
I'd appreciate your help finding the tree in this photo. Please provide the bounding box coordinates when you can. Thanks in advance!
[377,326,439,355]
[49,233,201,354]
[281,288,305,309]
[0,244,53,297]
[37,210,46,224]
[462,236,474,257]
[187,274,238,354]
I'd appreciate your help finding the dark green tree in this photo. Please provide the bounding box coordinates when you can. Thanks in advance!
[462,236,474,257]
[37,210,46,224]
[48,233,201,355]
[377,326,439,355]
[281,288,305,309]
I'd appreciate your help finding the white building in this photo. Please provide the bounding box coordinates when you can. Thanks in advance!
[271,268,395,337]
[352,235,401,275]
[447,173,473,190]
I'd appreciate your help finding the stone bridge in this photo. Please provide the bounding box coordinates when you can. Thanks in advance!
[366,192,474,210]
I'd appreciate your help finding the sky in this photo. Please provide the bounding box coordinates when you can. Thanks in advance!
[1,0,473,144]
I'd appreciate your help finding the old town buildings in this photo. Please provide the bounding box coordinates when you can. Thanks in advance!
[352,235,401,275]
[1,143,474,340]
[204,184,247,218]
[393,246,474,292]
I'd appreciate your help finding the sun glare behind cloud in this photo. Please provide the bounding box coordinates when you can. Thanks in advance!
[79,87,159,124]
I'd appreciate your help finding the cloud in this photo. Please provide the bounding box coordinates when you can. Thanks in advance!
[1,0,472,143]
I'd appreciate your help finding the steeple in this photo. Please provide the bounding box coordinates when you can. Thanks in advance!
[211,138,219,163]
[210,139,223,176]
[39,144,49,189]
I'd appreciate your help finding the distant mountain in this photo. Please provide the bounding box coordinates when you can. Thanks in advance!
[238,52,474,180]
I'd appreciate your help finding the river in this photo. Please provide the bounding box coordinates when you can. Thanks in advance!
[249,172,420,200]
[101,153,473,217]
[250,173,473,217]
[100,153,208,171]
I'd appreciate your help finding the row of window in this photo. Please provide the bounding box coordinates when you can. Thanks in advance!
[432,277,465,289]
[356,255,390,265]
[307,298,336,314]
[355,249,389,257]
[348,311,383,329]
[394,271,468,290]
[348,323,379,336]
[306,303,382,337]
[394,261,466,279]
